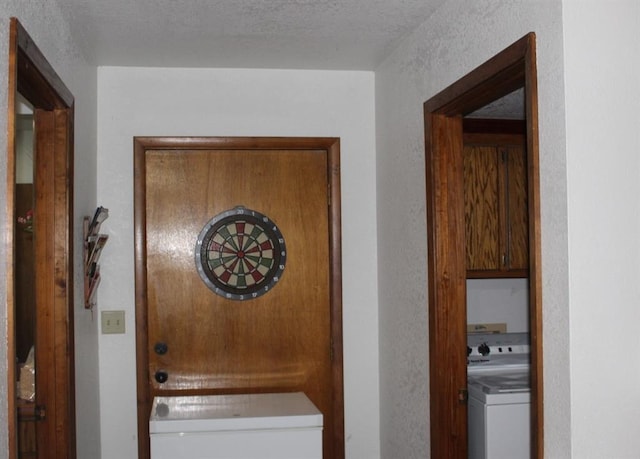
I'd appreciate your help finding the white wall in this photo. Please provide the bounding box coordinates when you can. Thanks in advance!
[96,67,379,459]
[375,0,570,457]
[563,1,640,457]
[0,3,99,459]
[467,279,529,333]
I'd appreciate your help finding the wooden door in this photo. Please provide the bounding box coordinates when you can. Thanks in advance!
[135,137,344,459]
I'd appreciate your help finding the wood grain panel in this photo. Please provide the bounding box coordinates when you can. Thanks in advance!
[8,22,18,458]
[145,149,330,392]
[463,145,501,270]
[524,35,544,459]
[463,130,528,277]
[33,110,56,459]
[425,113,468,459]
[507,145,529,270]
[52,108,75,459]
[33,108,75,459]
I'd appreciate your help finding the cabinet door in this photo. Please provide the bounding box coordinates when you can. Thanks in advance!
[463,141,528,277]
[463,144,502,271]
[505,145,528,271]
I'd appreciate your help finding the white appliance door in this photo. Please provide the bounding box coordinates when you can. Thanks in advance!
[485,402,530,459]
[151,427,323,459]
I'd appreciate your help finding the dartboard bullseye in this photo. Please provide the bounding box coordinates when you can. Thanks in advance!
[195,206,286,300]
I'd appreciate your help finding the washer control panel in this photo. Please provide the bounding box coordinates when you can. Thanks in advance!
[467,332,530,365]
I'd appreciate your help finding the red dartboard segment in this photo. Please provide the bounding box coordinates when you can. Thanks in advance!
[195,206,287,300]
[250,270,264,283]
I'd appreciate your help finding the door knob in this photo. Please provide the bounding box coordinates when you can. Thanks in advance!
[154,342,168,355]
[154,370,168,384]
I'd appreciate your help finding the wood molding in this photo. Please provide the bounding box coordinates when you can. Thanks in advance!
[424,32,543,459]
[7,18,19,459]
[424,37,529,116]
[14,19,73,109]
[7,18,76,459]
[133,138,150,459]
[424,112,468,458]
[524,33,544,456]
[326,138,345,455]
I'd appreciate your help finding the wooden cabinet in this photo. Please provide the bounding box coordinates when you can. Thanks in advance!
[463,127,528,278]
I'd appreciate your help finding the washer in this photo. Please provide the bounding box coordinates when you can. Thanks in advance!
[149,392,323,459]
[467,333,531,459]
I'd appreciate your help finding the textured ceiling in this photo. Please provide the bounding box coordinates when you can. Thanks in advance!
[59,0,447,70]
[468,89,526,120]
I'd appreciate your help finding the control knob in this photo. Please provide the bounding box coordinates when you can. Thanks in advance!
[478,343,490,356]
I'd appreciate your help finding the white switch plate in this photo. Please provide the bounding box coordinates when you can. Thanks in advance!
[102,310,125,334]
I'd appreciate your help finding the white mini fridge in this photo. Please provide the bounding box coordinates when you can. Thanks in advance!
[149,392,323,459]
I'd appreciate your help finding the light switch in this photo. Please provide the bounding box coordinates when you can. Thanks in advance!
[101,310,125,334]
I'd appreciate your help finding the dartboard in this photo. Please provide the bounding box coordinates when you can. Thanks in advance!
[195,206,286,300]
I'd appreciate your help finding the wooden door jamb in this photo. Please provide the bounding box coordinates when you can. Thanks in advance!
[423,32,542,459]
[7,18,75,459]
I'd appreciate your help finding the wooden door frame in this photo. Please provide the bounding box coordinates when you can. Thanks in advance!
[133,136,344,459]
[6,18,76,459]
[424,33,542,458]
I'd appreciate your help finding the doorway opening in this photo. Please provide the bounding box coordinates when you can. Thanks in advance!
[424,33,542,458]
[7,18,76,459]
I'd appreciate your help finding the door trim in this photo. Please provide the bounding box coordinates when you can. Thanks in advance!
[133,136,344,459]
[7,18,76,459]
[424,33,542,458]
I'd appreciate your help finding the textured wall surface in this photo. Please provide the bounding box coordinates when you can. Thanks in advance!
[96,67,379,459]
[375,0,569,457]
[0,2,99,458]
[60,0,448,70]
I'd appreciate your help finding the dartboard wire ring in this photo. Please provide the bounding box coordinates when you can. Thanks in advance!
[195,206,286,300]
